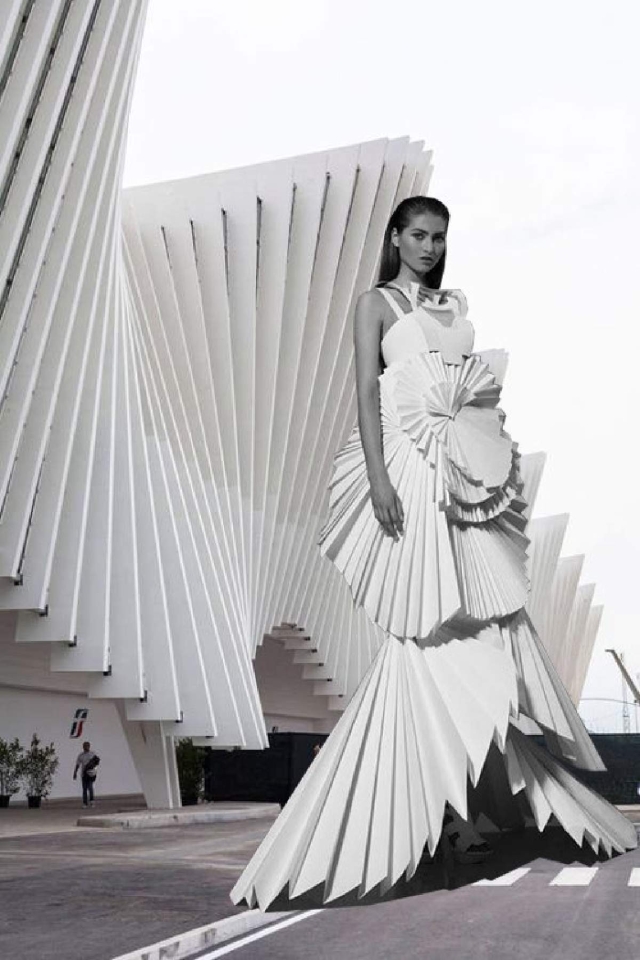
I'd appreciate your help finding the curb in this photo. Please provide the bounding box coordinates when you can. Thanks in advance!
[110,910,295,960]
[78,803,280,829]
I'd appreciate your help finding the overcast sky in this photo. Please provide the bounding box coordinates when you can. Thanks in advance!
[123,0,640,732]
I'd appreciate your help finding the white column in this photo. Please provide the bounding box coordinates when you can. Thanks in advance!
[116,703,180,808]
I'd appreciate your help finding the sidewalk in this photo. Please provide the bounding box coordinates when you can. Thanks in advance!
[0,796,280,837]
[77,801,280,829]
[0,794,147,838]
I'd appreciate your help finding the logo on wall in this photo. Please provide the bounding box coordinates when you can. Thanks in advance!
[70,708,89,739]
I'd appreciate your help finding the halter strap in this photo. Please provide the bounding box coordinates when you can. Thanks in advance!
[384,282,440,311]
[384,282,468,319]
[377,286,409,321]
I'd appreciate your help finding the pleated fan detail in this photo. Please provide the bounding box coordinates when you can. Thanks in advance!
[506,727,637,856]
[319,348,527,637]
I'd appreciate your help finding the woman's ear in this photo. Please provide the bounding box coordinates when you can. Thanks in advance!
[391,227,400,249]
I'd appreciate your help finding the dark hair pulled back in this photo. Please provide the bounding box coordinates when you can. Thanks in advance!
[377,196,450,287]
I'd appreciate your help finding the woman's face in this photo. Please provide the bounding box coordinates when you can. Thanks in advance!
[392,212,447,278]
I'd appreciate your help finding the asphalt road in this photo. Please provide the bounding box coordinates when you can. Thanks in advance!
[192,825,640,960]
[2,814,640,960]
[0,817,273,960]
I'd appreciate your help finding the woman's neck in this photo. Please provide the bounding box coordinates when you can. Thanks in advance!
[393,265,433,289]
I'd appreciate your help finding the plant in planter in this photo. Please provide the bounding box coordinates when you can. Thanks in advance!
[175,738,205,806]
[0,737,24,807]
[18,734,59,808]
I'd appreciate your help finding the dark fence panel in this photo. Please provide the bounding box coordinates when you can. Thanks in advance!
[204,732,329,807]
[204,732,640,809]
[533,733,640,805]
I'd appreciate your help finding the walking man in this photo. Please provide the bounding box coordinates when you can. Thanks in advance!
[73,741,100,808]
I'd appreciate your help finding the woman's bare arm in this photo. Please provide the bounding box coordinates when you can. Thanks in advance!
[354,291,386,482]
[354,290,404,540]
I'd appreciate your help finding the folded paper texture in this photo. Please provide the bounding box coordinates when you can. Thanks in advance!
[232,284,636,908]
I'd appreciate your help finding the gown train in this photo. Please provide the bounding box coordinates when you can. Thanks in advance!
[231,622,636,910]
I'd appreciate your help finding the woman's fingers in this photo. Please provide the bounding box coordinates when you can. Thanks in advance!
[387,494,403,537]
[377,504,402,539]
[372,488,404,539]
[394,493,404,532]
[388,503,401,539]
[381,508,396,539]
[374,505,393,539]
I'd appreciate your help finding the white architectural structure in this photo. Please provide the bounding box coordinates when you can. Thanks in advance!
[0,1,602,806]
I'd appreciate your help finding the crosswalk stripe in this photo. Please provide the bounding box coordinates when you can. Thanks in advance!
[473,868,531,886]
[549,867,598,886]
[464,866,640,890]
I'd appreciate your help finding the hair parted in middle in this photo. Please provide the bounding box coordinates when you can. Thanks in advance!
[377,195,450,288]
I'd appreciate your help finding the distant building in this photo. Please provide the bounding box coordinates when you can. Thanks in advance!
[0,2,601,805]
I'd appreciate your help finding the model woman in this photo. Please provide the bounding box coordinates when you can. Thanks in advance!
[231,196,637,911]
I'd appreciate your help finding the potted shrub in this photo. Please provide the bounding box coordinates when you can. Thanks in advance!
[19,734,59,808]
[176,738,205,806]
[0,737,24,807]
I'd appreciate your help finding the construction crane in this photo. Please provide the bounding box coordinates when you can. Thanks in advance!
[605,649,640,733]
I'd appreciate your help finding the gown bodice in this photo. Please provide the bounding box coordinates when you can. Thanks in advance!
[378,283,474,367]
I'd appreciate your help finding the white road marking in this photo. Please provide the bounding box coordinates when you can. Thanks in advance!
[196,910,324,958]
[473,867,531,886]
[628,868,640,886]
[550,867,598,886]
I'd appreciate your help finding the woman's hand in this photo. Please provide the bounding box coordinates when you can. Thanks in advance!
[370,473,404,540]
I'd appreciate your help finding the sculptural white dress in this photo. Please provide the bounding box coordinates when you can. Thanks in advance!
[231,284,637,911]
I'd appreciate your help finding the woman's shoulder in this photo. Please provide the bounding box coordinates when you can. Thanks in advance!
[358,285,388,302]
[355,286,391,315]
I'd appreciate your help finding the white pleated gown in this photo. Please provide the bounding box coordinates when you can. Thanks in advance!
[231,284,636,911]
